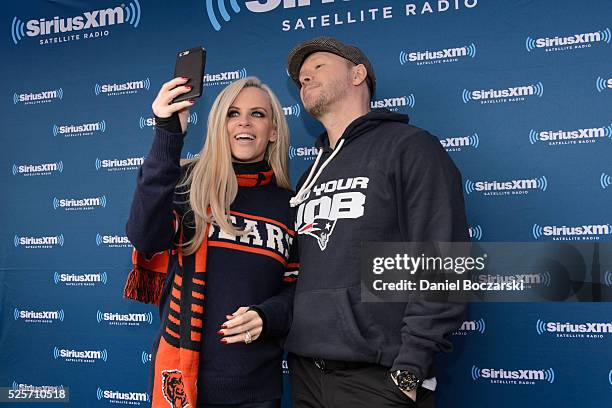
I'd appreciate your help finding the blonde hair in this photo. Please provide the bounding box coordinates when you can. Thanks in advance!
[177,77,291,255]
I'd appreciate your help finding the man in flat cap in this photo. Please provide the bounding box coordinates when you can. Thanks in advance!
[285,37,469,407]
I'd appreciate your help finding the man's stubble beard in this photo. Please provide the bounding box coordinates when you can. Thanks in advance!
[304,77,350,118]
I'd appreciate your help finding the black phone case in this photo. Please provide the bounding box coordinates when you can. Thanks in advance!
[173,46,206,103]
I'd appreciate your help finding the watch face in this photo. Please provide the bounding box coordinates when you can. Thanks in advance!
[395,371,420,391]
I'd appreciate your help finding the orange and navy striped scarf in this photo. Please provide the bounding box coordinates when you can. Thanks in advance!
[123,169,298,408]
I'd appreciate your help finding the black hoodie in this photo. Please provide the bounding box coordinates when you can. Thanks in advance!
[286,109,469,381]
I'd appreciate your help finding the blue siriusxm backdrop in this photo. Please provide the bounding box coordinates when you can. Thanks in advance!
[1,0,612,406]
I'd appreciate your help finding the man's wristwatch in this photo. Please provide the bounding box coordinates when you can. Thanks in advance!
[391,370,421,392]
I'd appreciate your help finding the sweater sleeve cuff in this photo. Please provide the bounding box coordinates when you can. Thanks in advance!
[150,127,185,163]
[248,306,268,339]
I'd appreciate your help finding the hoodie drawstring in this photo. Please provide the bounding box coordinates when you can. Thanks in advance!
[290,138,346,207]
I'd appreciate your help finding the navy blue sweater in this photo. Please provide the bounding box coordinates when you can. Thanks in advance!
[126,127,297,404]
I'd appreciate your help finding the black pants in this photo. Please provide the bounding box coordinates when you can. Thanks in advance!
[200,400,280,408]
[288,354,435,408]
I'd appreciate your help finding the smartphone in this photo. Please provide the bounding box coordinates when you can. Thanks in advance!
[173,46,206,103]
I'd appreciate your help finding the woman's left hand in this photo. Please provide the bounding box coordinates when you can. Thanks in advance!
[219,307,263,344]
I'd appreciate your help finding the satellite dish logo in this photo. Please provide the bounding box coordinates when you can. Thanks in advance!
[13,88,63,105]
[536,319,548,335]
[471,366,555,384]
[604,270,612,287]
[205,0,242,31]
[468,225,483,241]
[601,173,612,189]
[283,104,301,117]
[596,76,612,92]
[399,43,476,66]
[526,28,611,52]
[11,1,141,45]
[141,351,152,364]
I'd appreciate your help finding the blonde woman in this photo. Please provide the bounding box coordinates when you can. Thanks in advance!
[124,76,298,408]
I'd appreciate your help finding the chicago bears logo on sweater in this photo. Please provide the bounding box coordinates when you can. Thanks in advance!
[161,370,188,408]
[296,177,368,250]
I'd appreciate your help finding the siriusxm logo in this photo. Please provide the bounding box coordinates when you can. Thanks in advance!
[440,133,479,152]
[596,76,612,92]
[97,388,150,404]
[95,156,143,172]
[52,195,107,211]
[606,270,612,288]
[141,351,152,365]
[205,0,347,31]
[96,234,131,248]
[11,1,141,45]
[12,161,63,177]
[53,346,108,363]
[371,94,415,111]
[453,318,486,335]
[529,124,611,146]
[399,42,476,66]
[465,176,547,196]
[206,0,478,32]
[53,120,106,138]
[204,68,247,86]
[95,78,150,96]
[289,145,318,161]
[526,28,611,53]
[283,104,301,117]
[462,82,543,104]
[96,310,153,326]
[601,172,612,190]
[96,389,149,404]
[12,382,64,391]
[536,319,612,339]
[14,234,64,249]
[139,112,198,129]
[54,271,108,287]
[14,308,64,323]
[532,223,612,241]
[13,88,63,105]
[471,366,555,385]
[474,271,551,289]
[468,224,483,241]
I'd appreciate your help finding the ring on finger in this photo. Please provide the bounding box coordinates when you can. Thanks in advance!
[244,330,253,344]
